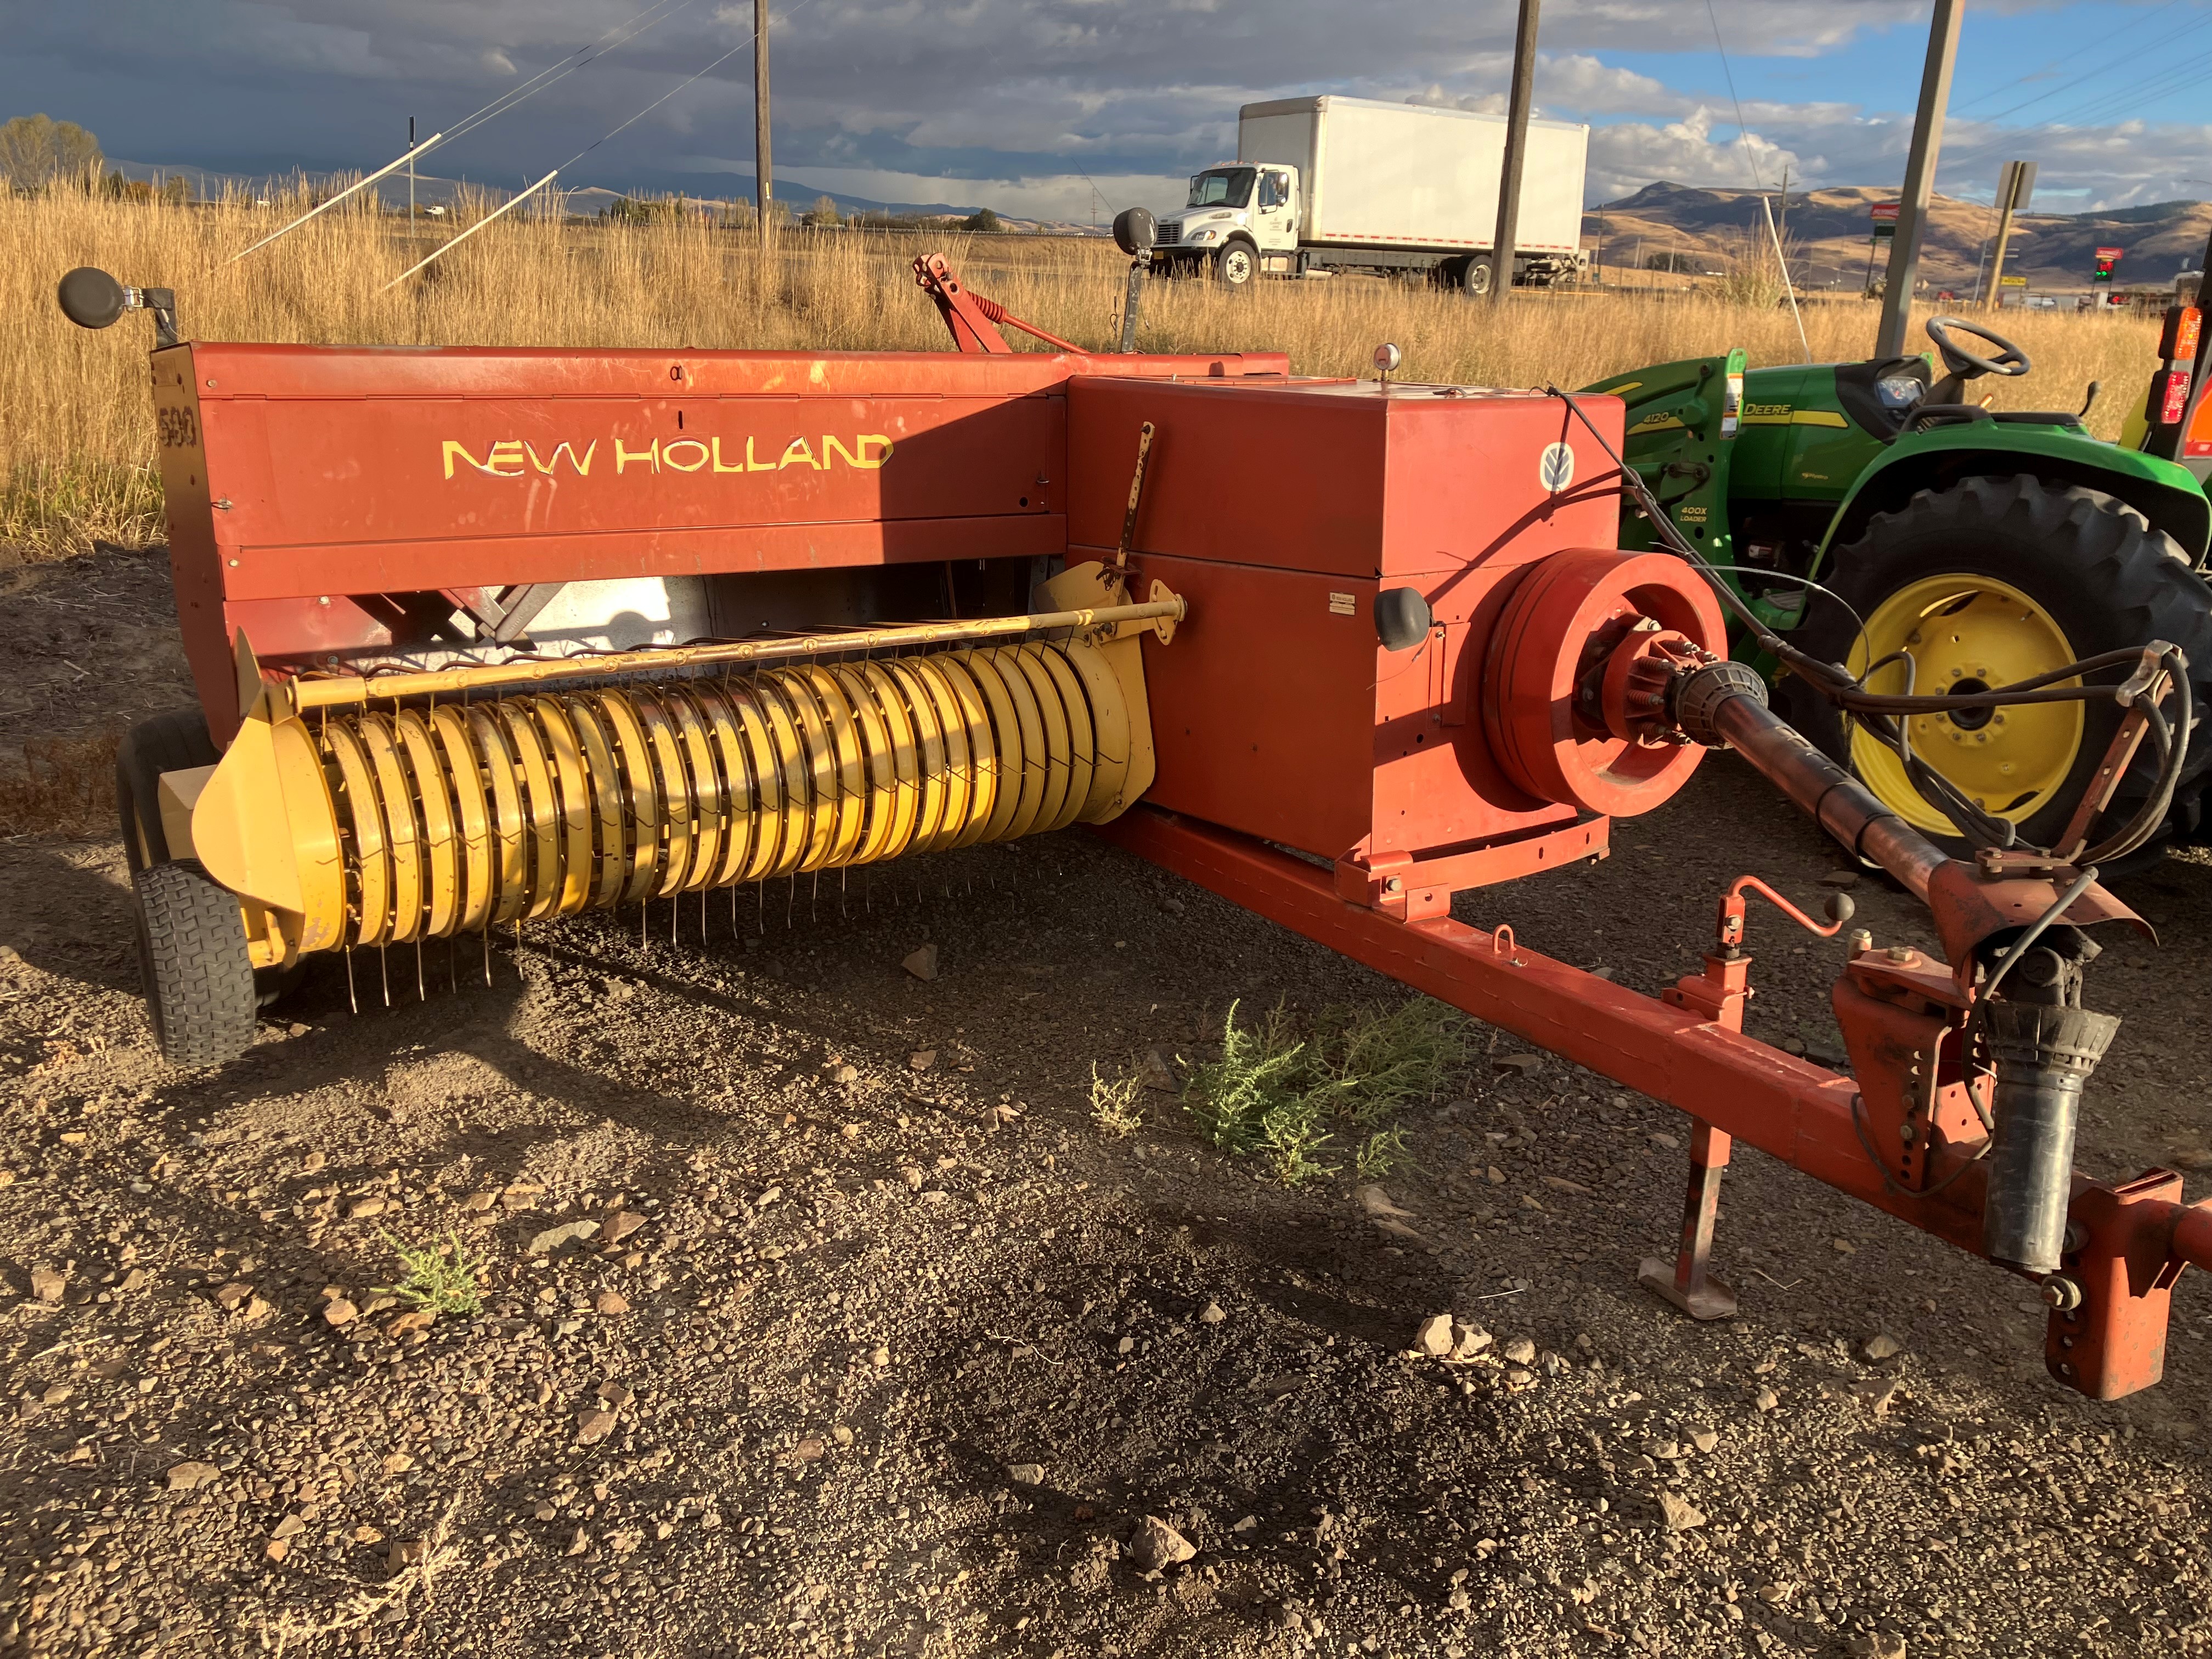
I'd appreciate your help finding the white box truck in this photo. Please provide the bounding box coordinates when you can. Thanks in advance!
[1150,95,1588,292]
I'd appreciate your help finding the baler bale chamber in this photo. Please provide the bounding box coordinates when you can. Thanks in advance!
[67,257,2212,1404]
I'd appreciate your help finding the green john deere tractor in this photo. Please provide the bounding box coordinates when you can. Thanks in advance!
[1590,313,2212,861]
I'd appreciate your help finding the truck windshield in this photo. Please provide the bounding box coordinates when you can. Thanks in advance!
[1186,168,1255,210]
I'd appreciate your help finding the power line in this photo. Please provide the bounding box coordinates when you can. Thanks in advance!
[555,0,834,178]
[441,1,699,150]
[1949,0,2186,112]
[1702,0,1768,191]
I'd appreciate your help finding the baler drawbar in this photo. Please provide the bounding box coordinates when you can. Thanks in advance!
[59,256,2211,1401]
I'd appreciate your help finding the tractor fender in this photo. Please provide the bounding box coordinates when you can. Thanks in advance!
[1814,425,2211,571]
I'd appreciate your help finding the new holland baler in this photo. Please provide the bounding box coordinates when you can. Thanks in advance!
[54,255,2212,1402]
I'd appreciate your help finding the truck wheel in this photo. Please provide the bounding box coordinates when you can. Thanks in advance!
[133,859,258,1066]
[1214,241,1257,290]
[1461,257,1494,297]
[1783,475,2212,862]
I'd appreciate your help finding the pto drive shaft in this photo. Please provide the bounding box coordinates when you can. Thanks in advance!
[1668,661,2120,1275]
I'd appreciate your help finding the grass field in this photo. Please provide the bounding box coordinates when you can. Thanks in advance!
[0,185,2167,558]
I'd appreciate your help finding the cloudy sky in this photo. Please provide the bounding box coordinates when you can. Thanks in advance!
[3,0,2208,219]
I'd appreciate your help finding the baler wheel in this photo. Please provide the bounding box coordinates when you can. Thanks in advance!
[117,709,306,1012]
[132,859,258,1067]
[116,709,219,873]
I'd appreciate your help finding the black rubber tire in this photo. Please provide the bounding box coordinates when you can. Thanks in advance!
[116,709,219,874]
[1213,240,1257,290]
[133,859,258,1066]
[1461,256,1494,297]
[116,708,303,1009]
[1782,475,2212,860]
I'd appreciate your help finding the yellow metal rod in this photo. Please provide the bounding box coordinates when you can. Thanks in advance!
[289,599,1186,710]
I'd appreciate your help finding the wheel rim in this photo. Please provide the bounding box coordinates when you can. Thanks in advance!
[1221,248,1251,284]
[1844,573,2084,836]
[1467,261,1492,295]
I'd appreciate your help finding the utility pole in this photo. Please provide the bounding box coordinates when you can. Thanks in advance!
[1875,0,1962,358]
[408,116,416,224]
[1488,0,1541,303]
[1984,159,2035,312]
[754,0,773,251]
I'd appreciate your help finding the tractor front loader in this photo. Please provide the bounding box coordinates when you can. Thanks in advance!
[1593,313,2212,866]
[55,256,2212,1404]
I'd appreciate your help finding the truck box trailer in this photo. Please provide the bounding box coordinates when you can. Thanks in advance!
[1152,94,1589,291]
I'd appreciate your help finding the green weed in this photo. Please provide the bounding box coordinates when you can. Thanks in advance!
[375,1230,484,1318]
[1182,998,1465,1186]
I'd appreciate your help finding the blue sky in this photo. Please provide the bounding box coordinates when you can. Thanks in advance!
[1,1,2206,218]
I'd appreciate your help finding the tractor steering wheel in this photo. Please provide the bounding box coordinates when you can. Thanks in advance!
[1925,315,2032,380]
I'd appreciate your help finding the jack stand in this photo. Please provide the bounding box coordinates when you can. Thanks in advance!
[1639,1118,1739,1320]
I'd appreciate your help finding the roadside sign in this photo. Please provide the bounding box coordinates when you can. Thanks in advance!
[1871,202,1901,222]
[1872,223,1895,242]
[2093,246,2124,283]
[1999,274,2028,287]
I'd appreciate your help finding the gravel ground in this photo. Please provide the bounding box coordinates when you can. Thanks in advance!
[2,548,2210,1659]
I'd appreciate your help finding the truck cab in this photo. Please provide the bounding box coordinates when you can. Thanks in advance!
[1154,163,1302,285]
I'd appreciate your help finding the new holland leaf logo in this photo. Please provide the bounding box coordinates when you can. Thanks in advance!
[1538,442,1576,493]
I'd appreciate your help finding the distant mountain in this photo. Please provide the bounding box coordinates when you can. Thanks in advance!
[1586,182,2210,294]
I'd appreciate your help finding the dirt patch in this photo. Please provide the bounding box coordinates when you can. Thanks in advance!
[1,550,2209,1657]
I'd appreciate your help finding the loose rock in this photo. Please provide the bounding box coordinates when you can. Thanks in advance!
[577,1409,620,1445]
[1413,1313,1455,1357]
[165,1461,221,1493]
[1006,1463,1046,1486]
[1862,1331,1904,1361]
[1127,1514,1197,1572]
[529,1219,601,1256]
[1655,1490,1706,1532]
[902,944,939,981]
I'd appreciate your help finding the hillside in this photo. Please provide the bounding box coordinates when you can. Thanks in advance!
[1587,182,2209,296]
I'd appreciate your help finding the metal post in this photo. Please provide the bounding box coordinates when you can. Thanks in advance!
[408,116,416,225]
[1639,1119,1738,1321]
[1488,0,1541,303]
[1984,159,2034,313]
[754,0,773,252]
[1876,0,1963,358]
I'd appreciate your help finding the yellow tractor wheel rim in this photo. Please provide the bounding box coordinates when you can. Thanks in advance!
[1846,573,2083,837]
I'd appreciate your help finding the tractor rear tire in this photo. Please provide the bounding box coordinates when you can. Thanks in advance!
[133,859,258,1067]
[1782,475,2212,862]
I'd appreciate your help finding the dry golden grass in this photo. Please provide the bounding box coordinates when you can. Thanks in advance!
[0,184,2166,558]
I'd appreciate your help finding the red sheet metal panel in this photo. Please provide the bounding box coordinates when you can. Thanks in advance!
[1068,377,1626,865]
[163,342,1286,735]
